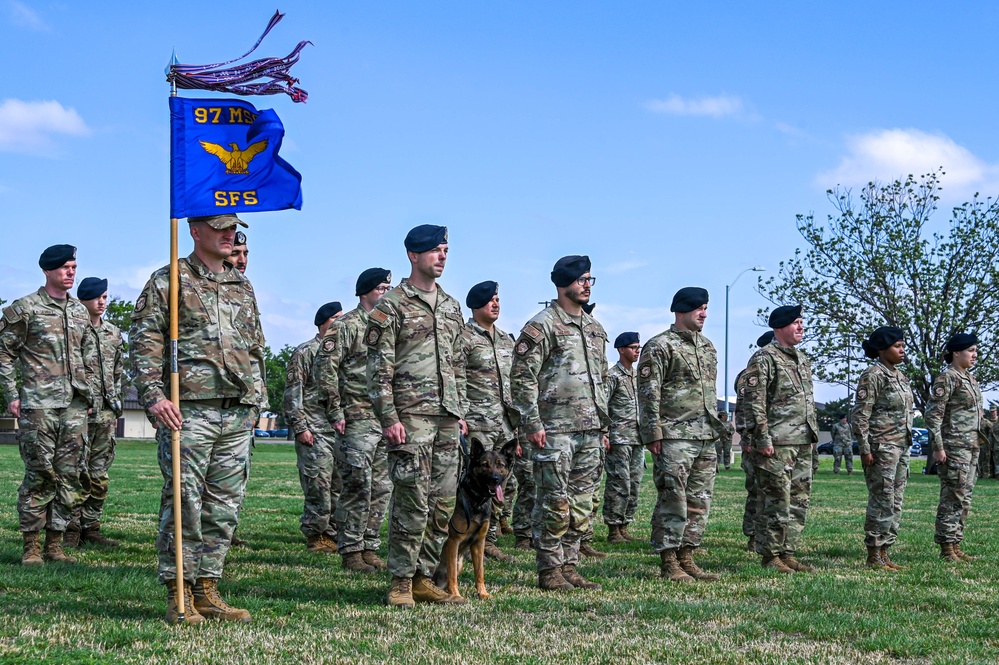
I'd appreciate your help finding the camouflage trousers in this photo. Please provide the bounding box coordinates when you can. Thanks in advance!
[602,444,644,526]
[863,443,909,547]
[16,395,91,533]
[650,439,717,552]
[72,408,117,530]
[530,430,601,572]
[812,445,819,474]
[715,438,732,469]
[511,439,535,539]
[467,429,515,543]
[156,402,254,584]
[741,450,759,538]
[934,447,979,545]
[754,443,812,558]
[386,414,460,579]
[296,430,341,539]
[583,444,605,542]
[833,443,854,473]
[333,419,390,555]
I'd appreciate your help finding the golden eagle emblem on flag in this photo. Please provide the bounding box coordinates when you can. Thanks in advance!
[199,139,269,175]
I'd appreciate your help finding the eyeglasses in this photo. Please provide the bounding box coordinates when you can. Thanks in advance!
[374,285,391,293]
[576,276,596,286]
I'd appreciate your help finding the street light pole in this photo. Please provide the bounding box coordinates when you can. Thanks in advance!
[724,266,766,415]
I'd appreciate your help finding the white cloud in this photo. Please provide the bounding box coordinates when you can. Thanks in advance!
[0,99,91,155]
[7,0,49,31]
[646,94,743,118]
[817,128,999,197]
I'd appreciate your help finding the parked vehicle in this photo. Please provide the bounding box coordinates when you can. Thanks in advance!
[254,429,270,438]
[910,428,929,456]
[269,428,289,439]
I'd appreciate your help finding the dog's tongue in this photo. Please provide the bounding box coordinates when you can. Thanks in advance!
[495,485,504,503]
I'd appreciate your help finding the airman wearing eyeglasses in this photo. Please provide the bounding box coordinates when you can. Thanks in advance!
[511,255,610,592]
[315,267,394,573]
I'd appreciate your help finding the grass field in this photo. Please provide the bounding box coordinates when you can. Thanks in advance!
[0,441,997,664]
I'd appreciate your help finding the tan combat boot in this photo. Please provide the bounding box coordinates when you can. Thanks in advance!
[866,546,891,571]
[761,554,795,574]
[607,525,627,545]
[306,534,334,554]
[619,525,641,542]
[499,516,514,535]
[165,580,206,625]
[81,523,120,548]
[362,550,388,571]
[514,536,533,550]
[43,529,77,564]
[192,578,252,622]
[780,554,815,573]
[538,567,575,591]
[561,564,601,590]
[660,549,695,583]
[342,551,376,572]
[412,574,465,604]
[388,576,415,608]
[484,542,515,562]
[21,531,43,566]
[879,546,902,571]
[579,541,608,559]
[677,546,720,581]
[63,523,82,548]
[953,542,976,561]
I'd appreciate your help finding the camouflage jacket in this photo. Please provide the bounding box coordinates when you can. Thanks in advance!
[316,305,375,424]
[89,319,124,417]
[830,421,853,447]
[607,361,639,445]
[0,288,96,409]
[461,318,517,438]
[510,302,609,435]
[719,419,734,447]
[129,253,267,411]
[742,341,818,449]
[284,336,333,434]
[924,366,989,451]
[733,368,754,447]
[365,279,466,428]
[637,325,721,443]
[850,360,913,455]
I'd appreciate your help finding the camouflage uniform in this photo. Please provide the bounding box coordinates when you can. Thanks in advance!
[366,279,465,579]
[130,253,266,584]
[77,319,124,530]
[511,303,609,573]
[284,335,341,541]
[925,367,990,546]
[316,305,390,556]
[850,360,913,548]
[637,325,721,552]
[733,368,760,543]
[602,361,643,527]
[831,420,854,474]
[0,288,96,533]
[716,419,734,470]
[460,317,518,541]
[510,429,536,540]
[743,342,818,559]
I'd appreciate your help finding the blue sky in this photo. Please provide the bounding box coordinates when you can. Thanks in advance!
[3,1,999,405]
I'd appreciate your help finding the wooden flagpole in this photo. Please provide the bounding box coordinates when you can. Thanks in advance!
[169,82,186,621]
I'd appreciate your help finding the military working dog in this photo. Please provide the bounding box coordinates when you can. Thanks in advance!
[433,437,518,601]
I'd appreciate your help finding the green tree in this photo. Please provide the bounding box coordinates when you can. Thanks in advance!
[105,296,135,387]
[758,170,999,411]
[816,396,851,432]
[263,344,295,423]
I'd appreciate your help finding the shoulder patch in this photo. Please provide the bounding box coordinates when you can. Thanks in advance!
[523,324,543,341]
[244,281,254,292]
[856,387,868,400]
[134,294,147,313]
[2,305,22,324]
[11,303,24,317]
[286,367,296,384]
[933,384,945,397]
[370,308,390,325]
[366,325,382,346]
[515,340,531,356]
[0,319,5,333]
[640,364,651,378]
[747,375,759,387]
[322,337,336,353]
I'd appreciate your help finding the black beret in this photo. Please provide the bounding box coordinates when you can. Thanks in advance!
[862,326,904,358]
[188,213,248,229]
[768,304,803,329]
[756,331,775,347]
[77,277,108,301]
[39,244,76,270]
[314,302,343,327]
[466,281,498,310]
[582,302,596,315]
[356,268,392,296]
[614,332,640,348]
[404,225,448,253]
[551,255,591,288]
[670,287,709,313]
[234,231,247,247]
[945,332,977,354]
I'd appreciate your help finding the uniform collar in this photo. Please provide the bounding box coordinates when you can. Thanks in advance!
[398,277,449,306]
[550,301,592,327]
[615,360,634,376]
[186,252,242,283]
[669,323,699,342]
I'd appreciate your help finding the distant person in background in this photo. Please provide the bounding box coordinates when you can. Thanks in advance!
[603,332,643,545]
[716,411,734,471]
[925,332,991,563]
[735,330,774,554]
[831,414,855,475]
[851,326,912,571]
[229,230,251,547]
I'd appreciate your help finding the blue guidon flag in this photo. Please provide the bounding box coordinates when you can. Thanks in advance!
[169,97,302,218]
